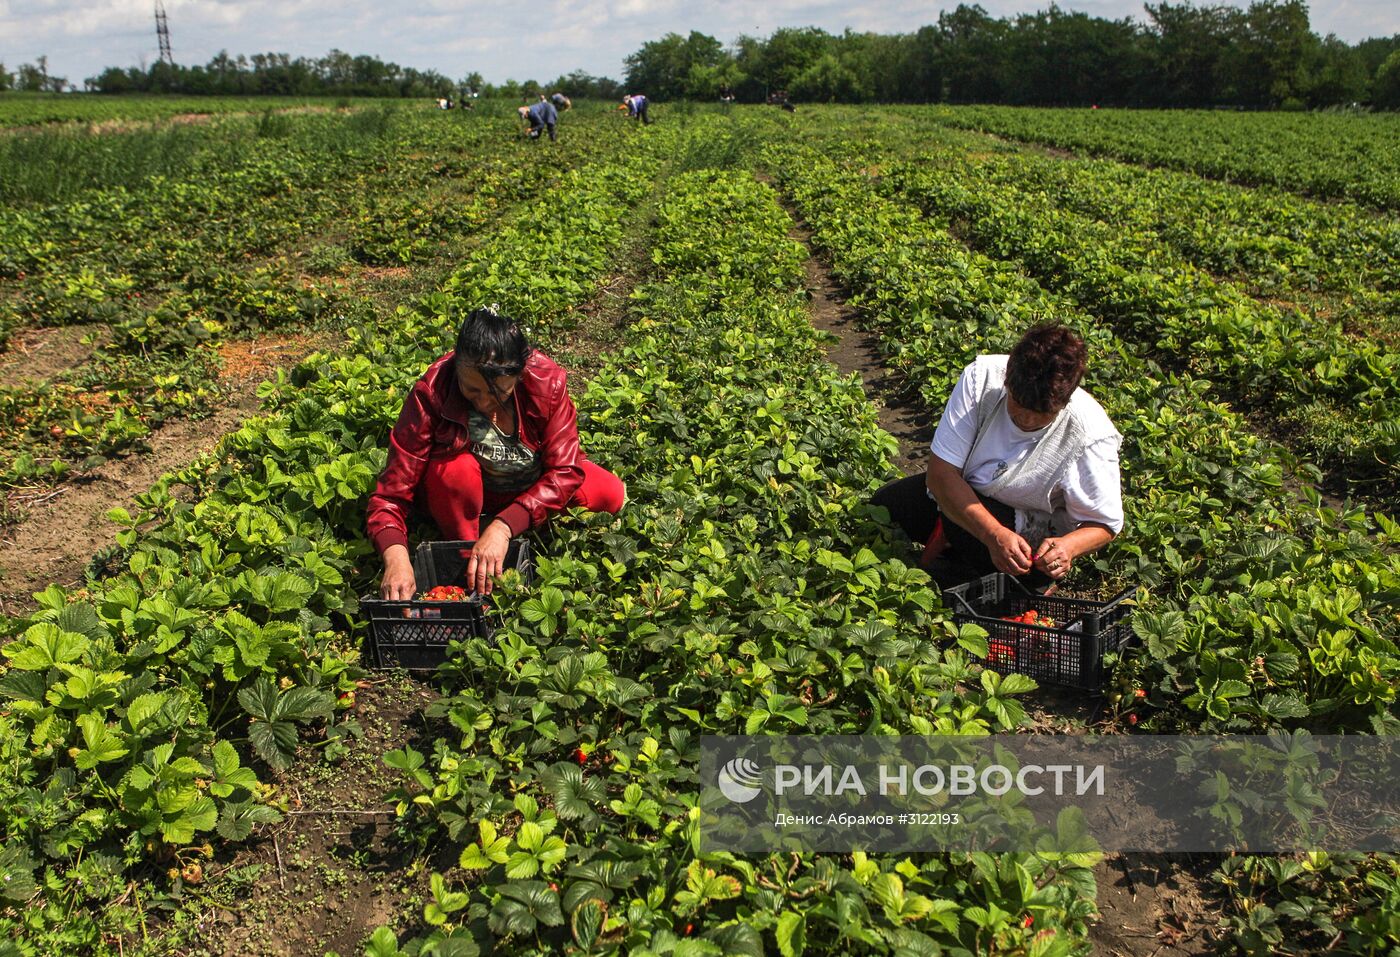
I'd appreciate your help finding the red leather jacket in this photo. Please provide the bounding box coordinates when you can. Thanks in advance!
[366,350,585,554]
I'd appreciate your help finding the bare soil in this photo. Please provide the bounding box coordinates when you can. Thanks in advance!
[785,221,932,481]
[0,332,328,616]
[1092,854,1222,957]
[156,676,445,957]
[0,325,104,383]
[217,332,328,383]
[0,387,260,615]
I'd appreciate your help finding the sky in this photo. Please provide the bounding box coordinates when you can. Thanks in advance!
[2,0,1398,88]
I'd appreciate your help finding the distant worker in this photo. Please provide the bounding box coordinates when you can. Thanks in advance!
[517,96,558,142]
[622,93,651,125]
[719,85,735,104]
[550,92,572,111]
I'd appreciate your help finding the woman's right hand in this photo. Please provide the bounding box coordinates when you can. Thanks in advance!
[380,545,417,600]
[986,527,1034,576]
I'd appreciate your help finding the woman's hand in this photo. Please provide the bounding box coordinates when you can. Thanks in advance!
[987,526,1034,576]
[380,544,417,600]
[1033,537,1075,580]
[466,520,513,595]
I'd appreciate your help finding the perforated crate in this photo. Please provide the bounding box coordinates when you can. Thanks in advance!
[361,539,534,670]
[944,573,1136,689]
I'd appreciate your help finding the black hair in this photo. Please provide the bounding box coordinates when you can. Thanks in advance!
[1005,323,1087,413]
[454,306,531,378]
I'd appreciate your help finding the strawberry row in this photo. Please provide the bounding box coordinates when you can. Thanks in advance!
[765,142,1399,735]
[884,159,1400,498]
[370,160,1092,955]
[0,126,668,951]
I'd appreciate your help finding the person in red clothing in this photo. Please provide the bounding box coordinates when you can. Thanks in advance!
[367,306,626,599]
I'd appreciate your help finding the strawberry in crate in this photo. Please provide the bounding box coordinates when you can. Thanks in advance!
[419,585,470,601]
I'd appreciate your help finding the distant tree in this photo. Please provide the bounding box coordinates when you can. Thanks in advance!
[1353,34,1400,79]
[87,66,139,93]
[791,52,865,102]
[730,34,770,101]
[1000,6,1148,106]
[1374,49,1400,109]
[760,27,834,93]
[625,31,728,99]
[0,61,11,91]
[1304,34,1368,106]
[1227,0,1317,106]
[1144,2,1242,106]
[17,56,66,93]
[939,5,1009,103]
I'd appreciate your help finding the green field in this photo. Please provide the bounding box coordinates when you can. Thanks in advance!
[0,101,1396,956]
[0,92,399,129]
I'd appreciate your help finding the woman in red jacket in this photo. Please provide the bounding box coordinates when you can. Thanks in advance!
[368,306,625,599]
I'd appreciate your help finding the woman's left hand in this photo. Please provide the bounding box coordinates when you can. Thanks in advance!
[466,520,513,595]
[1033,537,1074,580]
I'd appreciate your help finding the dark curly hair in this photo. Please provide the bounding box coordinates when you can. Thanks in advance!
[454,305,531,378]
[1005,324,1087,413]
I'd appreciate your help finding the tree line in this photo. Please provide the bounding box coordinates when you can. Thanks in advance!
[4,1,1398,109]
[624,2,1400,109]
[0,49,621,102]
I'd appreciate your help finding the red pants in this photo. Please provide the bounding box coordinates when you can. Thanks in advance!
[421,452,625,540]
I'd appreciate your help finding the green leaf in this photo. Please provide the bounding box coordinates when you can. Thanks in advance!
[125,692,167,731]
[546,763,605,824]
[488,880,564,936]
[75,713,128,769]
[776,910,806,957]
[162,795,217,844]
[216,801,282,841]
[5,623,89,671]
[364,926,408,957]
[571,897,604,950]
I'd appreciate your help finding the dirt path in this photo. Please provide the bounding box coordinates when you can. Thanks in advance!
[0,333,328,616]
[781,221,932,480]
[0,325,103,383]
[179,676,442,957]
[0,389,258,614]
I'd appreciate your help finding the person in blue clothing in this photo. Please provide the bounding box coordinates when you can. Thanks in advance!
[517,96,558,141]
[622,93,651,124]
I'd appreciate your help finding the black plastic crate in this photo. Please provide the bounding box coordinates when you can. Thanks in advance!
[943,573,1136,689]
[360,539,534,670]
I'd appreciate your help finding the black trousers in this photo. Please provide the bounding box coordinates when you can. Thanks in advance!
[872,472,1052,590]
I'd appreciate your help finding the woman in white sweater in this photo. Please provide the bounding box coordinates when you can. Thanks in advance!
[872,324,1123,591]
